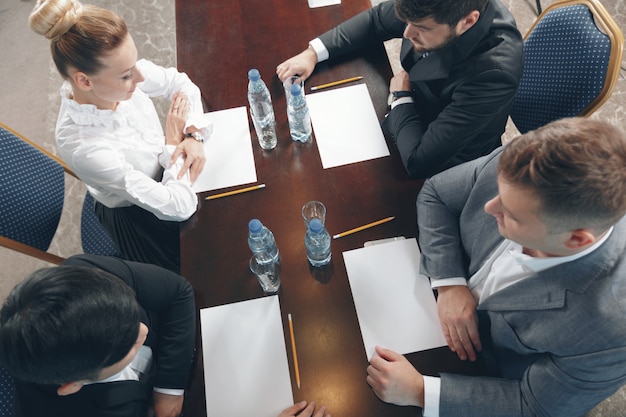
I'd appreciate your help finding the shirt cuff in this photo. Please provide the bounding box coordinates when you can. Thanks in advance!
[390,97,414,109]
[422,375,441,417]
[153,387,185,396]
[185,114,214,140]
[309,38,329,62]
[430,277,468,289]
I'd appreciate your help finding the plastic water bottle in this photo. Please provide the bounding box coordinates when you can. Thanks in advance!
[287,84,312,143]
[304,218,331,267]
[248,219,280,264]
[247,69,277,150]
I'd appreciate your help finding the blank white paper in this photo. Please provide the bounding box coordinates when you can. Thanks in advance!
[306,83,390,169]
[192,106,257,193]
[343,238,446,360]
[200,295,294,417]
[308,0,341,8]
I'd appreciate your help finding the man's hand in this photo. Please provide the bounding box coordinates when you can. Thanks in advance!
[276,46,318,82]
[366,346,424,407]
[437,285,481,361]
[170,138,206,184]
[152,392,183,417]
[278,401,330,417]
[389,70,411,93]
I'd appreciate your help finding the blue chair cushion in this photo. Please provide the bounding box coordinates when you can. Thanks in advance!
[0,366,14,417]
[81,192,120,257]
[0,127,65,251]
[511,4,612,133]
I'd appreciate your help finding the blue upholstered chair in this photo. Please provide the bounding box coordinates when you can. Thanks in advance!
[0,123,119,264]
[0,366,14,417]
[510,0,624,134]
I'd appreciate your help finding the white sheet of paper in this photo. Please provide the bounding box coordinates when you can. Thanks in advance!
[343,238,447,360]
[308,0,341,8]
[200,296,294,417]
[192,106,257,193]
[306,83,390,169]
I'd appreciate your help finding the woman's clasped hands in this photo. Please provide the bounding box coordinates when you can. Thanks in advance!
[165,92,206,184]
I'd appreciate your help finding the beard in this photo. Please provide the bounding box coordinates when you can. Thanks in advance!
[410,31,459,54]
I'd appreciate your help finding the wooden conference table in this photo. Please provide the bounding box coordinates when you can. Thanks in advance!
[176,0,485,416]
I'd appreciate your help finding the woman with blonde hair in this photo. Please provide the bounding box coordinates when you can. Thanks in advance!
[30,0,210,273]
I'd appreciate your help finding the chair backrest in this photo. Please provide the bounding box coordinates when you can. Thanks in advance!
[0,124,68,264]
[0,366,14,417]
[0,123,119,264]
[510,0,624,134]
[81,191,119,256]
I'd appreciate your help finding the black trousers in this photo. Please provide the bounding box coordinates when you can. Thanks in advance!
[95,201,180,273]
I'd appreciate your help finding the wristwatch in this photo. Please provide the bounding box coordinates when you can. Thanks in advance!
[387,90,413,106]
[185,131,205,143]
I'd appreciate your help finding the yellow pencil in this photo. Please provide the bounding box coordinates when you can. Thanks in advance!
[288,313,301,389]
[332,216,395,239]
[310,76,363,91]
[205,183,265,200]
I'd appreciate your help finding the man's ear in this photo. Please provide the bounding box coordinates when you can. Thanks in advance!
[564,229,596,250]
[457,10,480,35]
[57,381,85,396]
[72,71,92,91]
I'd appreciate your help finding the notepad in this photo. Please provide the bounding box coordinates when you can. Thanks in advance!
[306,83,390,169]
[200,296,293,417]
[343,238,446,359]
[192,106,258,193]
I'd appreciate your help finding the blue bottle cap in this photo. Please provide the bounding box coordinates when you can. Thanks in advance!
[248,218,262,232]
[309,218,323,232]
[290,84,302,96]
[248,69,260,81]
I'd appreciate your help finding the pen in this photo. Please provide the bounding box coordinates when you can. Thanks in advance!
[310,76,363,91]
[333,216,395,239]
[288,313,301,389]
[205,183,265,200]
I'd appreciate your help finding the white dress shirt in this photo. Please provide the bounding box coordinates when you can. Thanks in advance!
[423,228,613,417]
[88,345,184,396]
[55,59,211,222]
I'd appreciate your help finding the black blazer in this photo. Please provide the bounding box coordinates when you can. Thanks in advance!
[12,255,196,417]
[319,0,523,178]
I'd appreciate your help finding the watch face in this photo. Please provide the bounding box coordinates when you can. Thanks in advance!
[387,92,394,106]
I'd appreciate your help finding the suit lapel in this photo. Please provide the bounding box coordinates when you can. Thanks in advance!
[478,218,626,311]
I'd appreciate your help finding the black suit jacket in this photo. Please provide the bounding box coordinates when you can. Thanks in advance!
[318,0,523,178]
[12,255,196,417]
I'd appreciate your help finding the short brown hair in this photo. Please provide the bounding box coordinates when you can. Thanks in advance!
[29,0,127,78]
[498,117,626,233]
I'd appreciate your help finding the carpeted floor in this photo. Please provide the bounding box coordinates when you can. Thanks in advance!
[1,1,625,414]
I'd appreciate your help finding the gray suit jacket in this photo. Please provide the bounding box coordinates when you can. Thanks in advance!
[417,148,626,416]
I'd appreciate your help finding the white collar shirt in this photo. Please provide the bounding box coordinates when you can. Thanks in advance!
[55,59,211,222]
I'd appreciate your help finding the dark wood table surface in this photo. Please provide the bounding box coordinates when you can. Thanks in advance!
[176,1,485,416]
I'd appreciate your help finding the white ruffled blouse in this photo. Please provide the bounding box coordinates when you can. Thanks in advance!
[56,59,209,221]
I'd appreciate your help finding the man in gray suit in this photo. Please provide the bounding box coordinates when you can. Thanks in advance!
[277,0,523,178]
[366,117,626,416]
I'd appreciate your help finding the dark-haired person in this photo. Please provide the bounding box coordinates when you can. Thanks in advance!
[0,254,332,417]
[277,0,523,178]
[29,0,212,273]
[0,254,196,417]
[366,117,626,416]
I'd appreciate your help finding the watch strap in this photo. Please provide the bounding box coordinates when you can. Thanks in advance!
[392,91,412,99]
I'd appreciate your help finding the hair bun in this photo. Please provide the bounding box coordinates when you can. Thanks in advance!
[29,0,83,41]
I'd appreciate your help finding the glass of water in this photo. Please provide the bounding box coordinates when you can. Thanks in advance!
[249,256,281,294]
